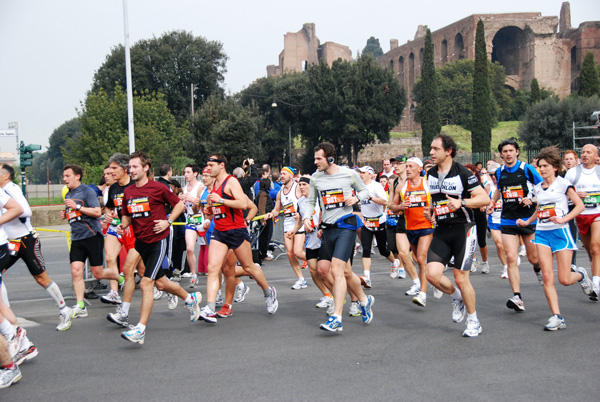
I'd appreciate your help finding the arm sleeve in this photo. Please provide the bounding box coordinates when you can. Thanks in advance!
[527,165,543,185]
[495,167,501,190]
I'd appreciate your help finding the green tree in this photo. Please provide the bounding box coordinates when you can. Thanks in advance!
[64,86,190,173]
[92,30,227,121]
[415,29,441,156]
[530,78,541,104]
[191,94,265,169]
[518,95,600,149]
[578,52,600,98]
[362,37,383,58]
[471,19,492,152]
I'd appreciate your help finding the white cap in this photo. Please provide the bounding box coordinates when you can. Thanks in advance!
[407,157,423,168]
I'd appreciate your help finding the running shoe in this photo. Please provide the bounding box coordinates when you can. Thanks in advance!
[188,292,202,322]
[216,289,224,305]
[327,300,335,316]
[359,276,372,289]
[544,315,566,331]
[348,301,361,317]
[107,307,129,327]
[470,258,477,272]
[574,266,593,296]
[181,272,194,278]
[462,318,482,337]
[360,295,375,324]
[265,286,278,314]
[121,326,145,344]
[517,256,521,265]
[590,284,599,302]
[519,246,526,256]
[534,268,544,286]
[397,267,407,279]
[199,305,218,323]
[153,287,163,300]
[100,290,122,305]
[506,295,525,312]
[172,269,182,282]
[354,242,361,257]
[14,344,39,365]
[405,284,420,296]
[72,305,88,318]
[56,307,73,331]
[7,327,25,359]
[451,299,466,323]
[0,366,22,389]
[433,287,443,299]
[501,267,508,279]
[390,259,400,279]
[217,304,233,318]
[189,275,198,289]
[412,292,426,307]
[316,295,333,309]
[320,315,343,332]
[234,282,250,303]
[168,294,179,310]
[291,277,308,290]
[480,261,490,274]
[301,260,308,269]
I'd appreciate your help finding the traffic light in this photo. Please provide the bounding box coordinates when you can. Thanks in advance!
[20,141,41,168]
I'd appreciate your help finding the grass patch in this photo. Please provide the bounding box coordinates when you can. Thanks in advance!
[28,197,64,206]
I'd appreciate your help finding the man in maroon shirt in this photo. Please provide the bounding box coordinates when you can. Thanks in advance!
[117,151,201,345]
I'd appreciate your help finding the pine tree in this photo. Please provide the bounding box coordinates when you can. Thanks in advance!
[471,20,492,153]
[418,29,441,156]
[578,52,600,97]
[530,78,541,104]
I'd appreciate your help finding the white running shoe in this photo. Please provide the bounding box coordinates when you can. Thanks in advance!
[574,266,593,296]
[189,275,198,288]
[291,277,308,290]
[316,295,333,309]
[348,301,361,316]
[397,267,407,279]
[181,272,194,278]
[187,292,202,322]
[544,315,566,331]
[216,289,224,305]
[519,246,526,256]
[452,299,466,323]
[199,305,217,323]
[72,305,88,319]
[501,267,508,279]
[462,318,482,337]
[56,307,73,331]
[153,287,163,300]
[327,300,335,316]
[168,294,179,310]
[100,290,122,305]
[506,295,525,312]
[121,326,145,344]
[412,292,426,307]
[433,287,443,299]
[405,284,420,296]
[234,282,250,303]
[534,269,544,286]
[470,258,477,272]
[480,261,490,274]
[265,286,278,314]
[390,259,400,279]
[107,307,129,328]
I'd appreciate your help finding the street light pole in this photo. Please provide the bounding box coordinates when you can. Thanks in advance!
[123,0,135,153]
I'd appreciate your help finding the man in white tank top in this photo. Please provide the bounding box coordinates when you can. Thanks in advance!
[181,164,205,288]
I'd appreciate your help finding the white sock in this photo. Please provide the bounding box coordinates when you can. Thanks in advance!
[237,281,245,290]
[136,323,146,332]
[451,288,463,301]
[467,312,478,321]
[363,271,370,279]
[1,282,9,307]
[19,335,32,351]
[121,302,131,315]
[413,278,421,287]
[503,265,508,270]
[184,294,193,304]
[0,318,14,339]
[45,281,67,310]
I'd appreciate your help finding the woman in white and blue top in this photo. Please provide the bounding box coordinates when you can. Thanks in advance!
[517,147,590,331]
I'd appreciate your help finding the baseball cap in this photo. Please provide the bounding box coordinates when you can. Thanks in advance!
[390,155,407,163]
[406,157,423,167]
[355,166,375,174]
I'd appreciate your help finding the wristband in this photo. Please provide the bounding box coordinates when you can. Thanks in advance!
[76,204,82,211]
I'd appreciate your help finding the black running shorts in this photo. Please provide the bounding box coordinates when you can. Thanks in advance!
[427,223,477,271]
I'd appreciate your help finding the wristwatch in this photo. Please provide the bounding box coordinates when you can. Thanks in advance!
[167,219,173,225]
[461,199,466,207]
[76,204,82,211]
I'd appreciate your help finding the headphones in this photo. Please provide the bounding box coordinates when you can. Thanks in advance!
[327,157,335,164]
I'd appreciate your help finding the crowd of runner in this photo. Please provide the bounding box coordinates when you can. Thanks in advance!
[1,135,599,388]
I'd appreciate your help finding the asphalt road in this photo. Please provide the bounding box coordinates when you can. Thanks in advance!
[1,230,598,401]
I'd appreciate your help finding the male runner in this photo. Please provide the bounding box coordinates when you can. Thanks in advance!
[0,164,72,330]
[488,138,543,312]
[181,164,205,288]
[60,164,123,318]
[118,151,201,344]
[267,166,307,290]
[565,143,600,299]
[302,142,374,332]
[425,134,490,337]
[199,153,277,323]
[101,153,133,306]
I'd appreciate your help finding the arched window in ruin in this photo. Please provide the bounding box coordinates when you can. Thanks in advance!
[390,59,394,71]
[454,33,465,60]
[419,48,424,69]
[409,52,415,84]
[441,39,448,63]
[399,56,404,75]
[491,26,529,76]
[302,60,309,71]
[571,46,578,92]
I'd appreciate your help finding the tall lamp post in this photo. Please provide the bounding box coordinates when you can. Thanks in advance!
[271,100,292,165]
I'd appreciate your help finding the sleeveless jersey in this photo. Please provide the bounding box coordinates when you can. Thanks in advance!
[495,161,542,225]
[183,181,203,225]
[360,181,387,231]
[565,165,600,215]
[280,181,303,232]
[532,176,573,231]
[211,175,246,232]
[400,177,433,231]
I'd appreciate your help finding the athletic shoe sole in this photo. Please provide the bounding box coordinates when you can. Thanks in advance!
[506,299,525,312]
[107,313,129,328]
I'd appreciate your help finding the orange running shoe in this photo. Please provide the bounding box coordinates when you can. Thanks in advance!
[301,260,308,269]
[217,304,233,318]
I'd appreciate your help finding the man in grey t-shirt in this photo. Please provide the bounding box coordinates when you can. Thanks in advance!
[60,164,122,319]
[302,142,374,332]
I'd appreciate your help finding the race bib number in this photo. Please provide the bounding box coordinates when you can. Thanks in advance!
[114,194,124,208]
[8,240,21,256]
[386,208,400,219]
[127,197,151,219]
[212,203,226,220]
[494,200,502,212]
[282,202,296,217]
[502,186,524,203]
[583,192,600,209]
[187,214,203,225]
[538,204,557,221]
[66,207,82,223]
[406,190,427,208]
[321,189,344,210]
[433,200,451,218]
[364,217,381,229]
[110,218,121,227]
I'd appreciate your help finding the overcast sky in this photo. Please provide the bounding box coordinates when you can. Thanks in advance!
[0,0,597,152]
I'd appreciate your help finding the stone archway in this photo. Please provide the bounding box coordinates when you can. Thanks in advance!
[454,33,465,60]
[491,26,530,76]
